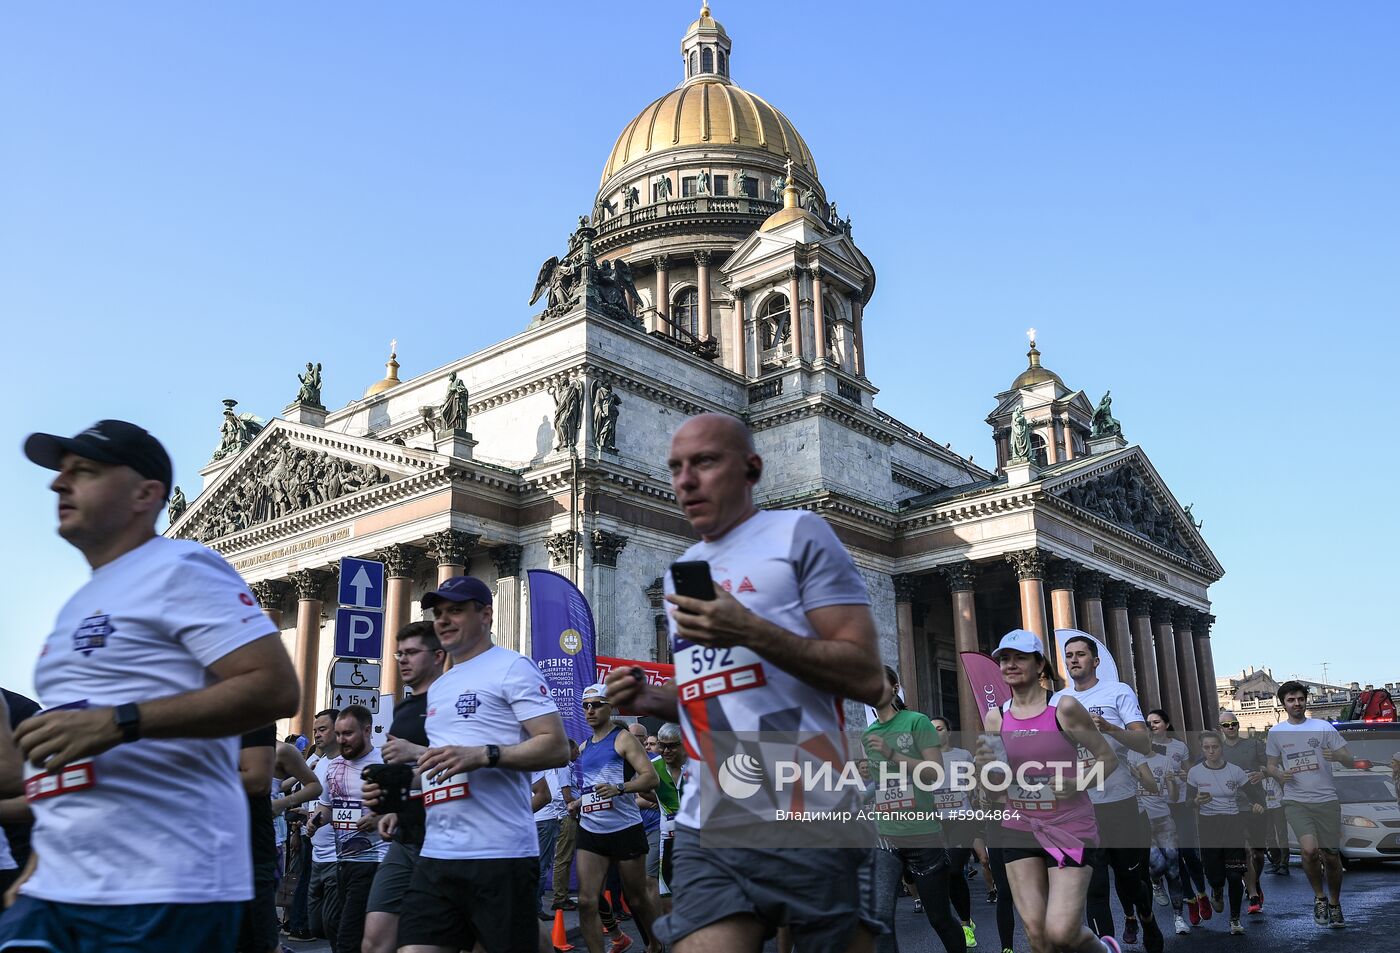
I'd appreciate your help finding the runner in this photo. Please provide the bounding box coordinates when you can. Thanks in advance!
[929,715,989,950]
[395,574,570,953]
[0,688,38,895]
[1053,631,1162,953]
[634,725,680,923]
[1187,730,1264,936]
[302,709,342,942]
[550,739,583,915]
[1262,770,1289,876]
[1145,708,1208,927]
[531,752,574,920]
[628,719,665,922]
[573,684,661,953]
[1218,708,1269,913]
[654,723,687,914]
[237,724,281,953]
[310,704,389,953]
[0,419,300,953]
[974,630,1120,953]
[1265,680,1354,929]
[863,665,965,953]
[361,621,445,953]
[605,412,886,953]
[1123,737,1189,935]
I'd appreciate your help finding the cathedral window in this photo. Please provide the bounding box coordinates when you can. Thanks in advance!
[689,51,697,76]
[672,288,699,339]
[682,176,698,196]
[718,51,728,76]
[713,175,729,196]
[739,175,758,198]
[702,48,714,73]
[1030,433,1048,468]
[758,294,792,351]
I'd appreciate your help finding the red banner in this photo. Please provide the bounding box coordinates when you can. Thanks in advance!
[596,655,674,687]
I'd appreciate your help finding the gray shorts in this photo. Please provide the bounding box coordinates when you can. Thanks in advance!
[646,829,662,878]
[1285,800,1342,852]
[366,840,421,915]
[656,828,881,951]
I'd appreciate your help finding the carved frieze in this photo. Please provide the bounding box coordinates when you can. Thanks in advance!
[1053,466,1194,560]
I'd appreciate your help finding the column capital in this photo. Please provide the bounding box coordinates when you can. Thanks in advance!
[652,254,671,271]
[892,573,921,603]
[429,529,480,568]
[590,530,629,568]
[644,576,666,610]
[1172,605,1198,628]
[1151,598,1176,625]
[1191,613,1215,639]
[1103,578,1131,610]
[785,267,803,281]
[938,560,978,593]
[249,579,289,612]
[1127,588,1155,616]
[694,250,712,267]
[1045,559,1078,591]
[382,543,422,579]
[1006,548,1047,581]
[545,530,579,566]
[1075,569,1105,599]
[490,544,523,578]
[289,568,329,602]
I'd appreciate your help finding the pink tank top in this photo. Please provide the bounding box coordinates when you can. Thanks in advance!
[999,699,1099,865]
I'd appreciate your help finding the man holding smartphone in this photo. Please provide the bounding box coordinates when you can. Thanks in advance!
[606,413,885,953]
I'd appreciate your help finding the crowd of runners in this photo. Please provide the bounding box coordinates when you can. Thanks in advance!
[0,414,1370,953]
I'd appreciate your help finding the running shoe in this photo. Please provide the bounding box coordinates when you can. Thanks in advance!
[1314,897,1329,927]
[1329,903,1346,929]
[1187,896,1201,926]
[1210,889,1224,913]
[1142,915,1164,953]
[1153,882,1168,906]
[962,921,977,949]
[1101,937,1122,953]
[1122,916,1138,946]
[1197,893,1213,922]
[1230,919,1244,936]
[1247,896,1262,915]
[1174,914,1190,935]
[986,886,998,904]
[913,899,923,913]
[609,934,633,953]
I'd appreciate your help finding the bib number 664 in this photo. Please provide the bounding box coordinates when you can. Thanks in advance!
[690,647,733,675]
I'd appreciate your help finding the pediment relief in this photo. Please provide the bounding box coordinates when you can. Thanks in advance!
[1047,456,1210,567]
[171,425,426,544]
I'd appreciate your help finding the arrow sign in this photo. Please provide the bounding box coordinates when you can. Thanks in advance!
[338,557,384,610]
[332,660,382,690]
[330,689,380,714]
[334,608,384,659]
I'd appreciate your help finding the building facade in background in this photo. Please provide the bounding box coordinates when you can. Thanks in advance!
[170,6,1225,737]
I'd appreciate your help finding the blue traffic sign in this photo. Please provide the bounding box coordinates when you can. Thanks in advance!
[338,557,385,610]
[334,607,384,659]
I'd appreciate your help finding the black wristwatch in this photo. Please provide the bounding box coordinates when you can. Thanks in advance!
[485,744,501,768]
[113,703,142,744]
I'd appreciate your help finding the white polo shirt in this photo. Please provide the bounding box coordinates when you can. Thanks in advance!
[24,537,277,904]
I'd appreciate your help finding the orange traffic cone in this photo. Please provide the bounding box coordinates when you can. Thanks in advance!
[552,908,575,952]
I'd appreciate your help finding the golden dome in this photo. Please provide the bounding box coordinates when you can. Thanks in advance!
[600,77,817,186]
[364,345,402,398]
[1011,340,1064,390]
[687,3,728,38]
[760,179,825,233]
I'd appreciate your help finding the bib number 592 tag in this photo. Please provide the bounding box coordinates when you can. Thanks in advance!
[675,642,767,703]
[423,772,471,807]
[24,759,96,802]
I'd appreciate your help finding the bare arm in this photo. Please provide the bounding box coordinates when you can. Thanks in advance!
[667,589,884,705]
[239,743,276,798]
[1059,697,1119,785]
[603,670,679,723]
[0,696,20,797]
[14,634,299,770]
[1130,761,1159,795]
[0,796,32,824]
[617,731,658,796]
[531,776,552,813]
[1105,719,1152,755]
[417,711,570,780]
[273,741,322,812]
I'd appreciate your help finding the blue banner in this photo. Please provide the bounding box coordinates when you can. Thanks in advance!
[527,569,597,746]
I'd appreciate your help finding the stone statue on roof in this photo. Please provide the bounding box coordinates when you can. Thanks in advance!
[1091,391,1123,438]
[440,371,470,434]
[295,362,323,407]
[1009,408,1033,463]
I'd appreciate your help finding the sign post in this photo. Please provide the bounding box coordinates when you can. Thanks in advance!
[331,557,386,713]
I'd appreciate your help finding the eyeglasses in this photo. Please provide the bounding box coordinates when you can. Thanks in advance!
[394,648,440,660]
[1220,722,1239,728]
[656,742,681,750]
[581,701,608,710]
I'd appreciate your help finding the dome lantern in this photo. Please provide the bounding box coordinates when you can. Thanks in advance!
[1011,328,1065,391]
[682,2,731,83]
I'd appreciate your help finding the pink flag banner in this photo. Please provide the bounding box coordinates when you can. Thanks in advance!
[959,651,1011,728]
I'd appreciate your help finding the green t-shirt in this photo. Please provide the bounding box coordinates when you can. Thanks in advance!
[862,708,943,840]
[651,756,680,816]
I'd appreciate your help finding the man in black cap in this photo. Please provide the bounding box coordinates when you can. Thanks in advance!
[0,420,301,953]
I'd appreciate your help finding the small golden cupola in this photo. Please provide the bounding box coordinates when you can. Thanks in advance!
[363,340,403,398]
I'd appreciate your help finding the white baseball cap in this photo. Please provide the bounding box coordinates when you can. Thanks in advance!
[582,683,609,703]
[991,629,1044,659]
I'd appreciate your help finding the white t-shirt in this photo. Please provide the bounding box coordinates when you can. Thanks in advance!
[1127,749,1173,819]
[931,747,974,813]
[1158,737,1191,804]
[0,829,14,871]
[1187,761,1254,817]
[308,754,338,864]
[667,510,871,830]
[318,747,388,863]
[23,537,276,905]
[1266,718,1346,804]
[532,765,571,822]
[1050,678,1146,805]
[421,645,559,860]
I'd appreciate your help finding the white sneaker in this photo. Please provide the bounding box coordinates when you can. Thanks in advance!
[1153,883,1169,907]
[1174,914,1190,935]
[1230,919,1245,936]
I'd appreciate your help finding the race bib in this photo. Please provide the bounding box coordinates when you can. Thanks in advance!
[331,799,363,830]
[24,759,96,802]
[675,642,767,702]
[874,779,916,814]
[933,790,966,810]
[1284,748,1321,774]
[423,772,471,807]
[1006,778,1057,813]
[581,787,615,814]
[1076,743,1098,772]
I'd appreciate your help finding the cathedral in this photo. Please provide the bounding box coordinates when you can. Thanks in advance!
[169,5,1223,738]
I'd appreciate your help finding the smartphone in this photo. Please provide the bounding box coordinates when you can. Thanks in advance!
[669,560,716,600]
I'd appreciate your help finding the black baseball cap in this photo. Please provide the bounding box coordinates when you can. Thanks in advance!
[421,575,493,609]
[24,420,173,498]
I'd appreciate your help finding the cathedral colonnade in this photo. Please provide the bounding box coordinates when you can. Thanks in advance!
[892,549,1216,734]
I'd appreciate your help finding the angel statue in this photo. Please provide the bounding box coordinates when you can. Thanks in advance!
[295,361,323,406]
[1091,391,1123,438]
[530,255,580,312]
[622,184,640,210]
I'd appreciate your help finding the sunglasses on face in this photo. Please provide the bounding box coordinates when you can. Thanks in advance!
[582,701,608,710]
[1220,722,1239,728]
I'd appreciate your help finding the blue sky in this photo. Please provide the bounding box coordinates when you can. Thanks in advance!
[3,1,1396,699]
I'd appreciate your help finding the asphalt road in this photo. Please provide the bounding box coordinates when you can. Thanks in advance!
[282,860,1399,952]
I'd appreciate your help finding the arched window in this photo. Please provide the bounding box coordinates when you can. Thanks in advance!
[672,288,699,339]
[689,51,697,76]
[718,51,728,76]
[702,48,714,73]
[758,294,791,351]
[1030,433,1048,468]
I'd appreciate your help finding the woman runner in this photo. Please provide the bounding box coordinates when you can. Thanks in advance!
[1147,709,1210,926]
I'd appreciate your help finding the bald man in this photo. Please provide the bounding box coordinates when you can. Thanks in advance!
[608,413,884,953]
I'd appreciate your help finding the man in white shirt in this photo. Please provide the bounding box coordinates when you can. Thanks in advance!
[1265,680,1355,929]
[0,419,300,953]
[311,704,388,953]
[396,575,570,953]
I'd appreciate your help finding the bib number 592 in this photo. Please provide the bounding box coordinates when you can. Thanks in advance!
[690,647,733,675]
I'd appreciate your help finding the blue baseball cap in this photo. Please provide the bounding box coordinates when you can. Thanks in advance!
[421,575,493,609]
[991,629,1044,659]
